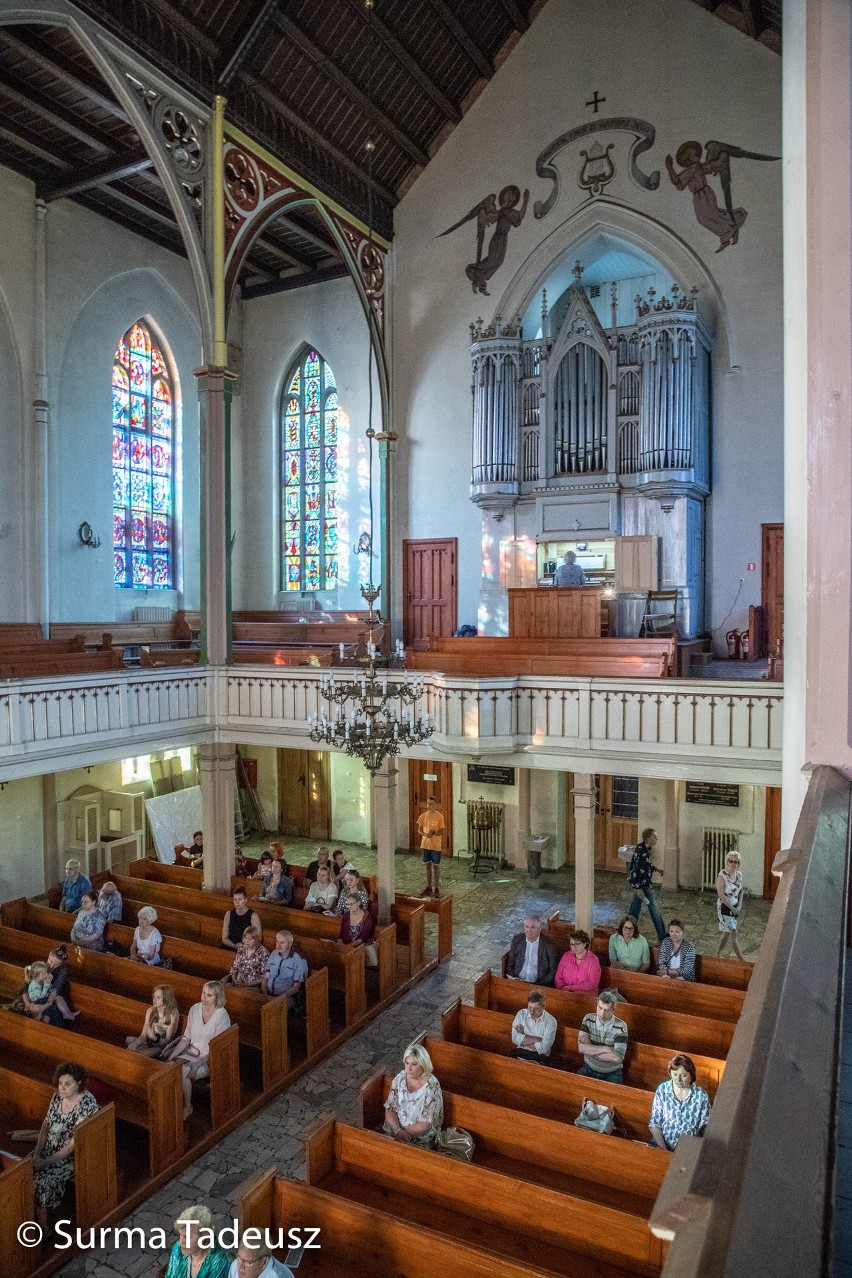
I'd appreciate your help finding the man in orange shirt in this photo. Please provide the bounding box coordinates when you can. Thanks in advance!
[417,796,446,898]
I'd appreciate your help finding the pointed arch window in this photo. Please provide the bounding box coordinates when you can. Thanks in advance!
[281,349,339,592]
[112,320,176,588]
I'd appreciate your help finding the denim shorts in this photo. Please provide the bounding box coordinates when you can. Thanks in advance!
[421,848,442,864]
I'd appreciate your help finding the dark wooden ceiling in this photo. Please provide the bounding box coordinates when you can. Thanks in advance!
[0,0,780,297]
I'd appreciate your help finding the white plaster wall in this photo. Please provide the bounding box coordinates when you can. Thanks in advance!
[239,745,279,834]
[0,776,45,902]
[236,278,382,612]
[329,753,372,846]
[392,0,782,641]
[676,781,765,896]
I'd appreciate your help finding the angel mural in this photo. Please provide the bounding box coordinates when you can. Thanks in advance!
[438,184,529,294]
[666,140,779,252]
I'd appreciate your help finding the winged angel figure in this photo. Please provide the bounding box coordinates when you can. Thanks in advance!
[437,184,529,293]
[666,140,779,252]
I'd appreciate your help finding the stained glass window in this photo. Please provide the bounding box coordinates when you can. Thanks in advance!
[281,349,339,591]
[113,320,175,588]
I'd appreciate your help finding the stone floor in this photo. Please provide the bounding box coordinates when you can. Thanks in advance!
[58,843,771,1277]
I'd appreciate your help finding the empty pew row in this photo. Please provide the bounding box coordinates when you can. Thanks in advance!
[474,971,735,1059]
[406,650,670,679]
[359,1071,671,1218]
[301,1118,666,1277]
[0,1010,185,1177]
[500,950,746,1024]
[50,615,194,652]
[139,648,200,668]
[546,913,753,991]
[428,635,676,672]
[442,1000,725,1099]
[0,649,125,680]
[90,871,399,1004]
[0,910,294,1093]
[231,648,334,666]
[232,619,385,652]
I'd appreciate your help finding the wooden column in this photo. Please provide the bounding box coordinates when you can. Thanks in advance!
[372,756,398,922]
[572,773,596,933]
[198,743,236,892]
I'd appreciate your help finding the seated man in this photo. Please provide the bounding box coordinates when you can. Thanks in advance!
[229,1235,295,1278]
[59,858,93,913]
[97,880,123,924]
[221,888,262,951]
[305,846,332,883]
[511,990,557,1064]
[262,929,308,1009]
[577,991,628,1086]
[505,915,557,987]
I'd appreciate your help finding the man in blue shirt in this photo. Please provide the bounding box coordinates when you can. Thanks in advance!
[262,930,308,1008]
[59,859,93,913]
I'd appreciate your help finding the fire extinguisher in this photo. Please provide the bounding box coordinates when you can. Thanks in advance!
[726,628,741,660]
[740,630,750,660]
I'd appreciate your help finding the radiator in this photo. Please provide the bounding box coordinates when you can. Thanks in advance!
[465,799,505,861]
[702,827,739,889]
[134,607,174,622]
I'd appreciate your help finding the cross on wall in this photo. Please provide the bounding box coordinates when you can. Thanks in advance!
[585,90,606,113]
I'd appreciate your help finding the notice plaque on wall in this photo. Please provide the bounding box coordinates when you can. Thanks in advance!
[684,782,740,808]
[467,764,515,787]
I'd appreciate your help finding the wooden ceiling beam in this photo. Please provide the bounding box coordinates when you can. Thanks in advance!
[100,182,179,231]
[495,0,530,31]
[241,262,351,300]
[0,119,70,169]
[424,0,493,78]
[273,12,429,168]
[257,234,315,272]
[0,28,132,124]
[0,69,116,153]
[740,0,764,38]
[274,212,338,256]
[40,148,154,201]
[219,0,281,89]
[337,0,461,125]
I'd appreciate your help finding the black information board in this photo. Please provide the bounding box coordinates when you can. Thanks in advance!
[684,781,740,808]
[467,763,515,787]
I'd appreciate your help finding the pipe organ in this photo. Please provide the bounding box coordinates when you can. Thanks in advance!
[469,268,712,636]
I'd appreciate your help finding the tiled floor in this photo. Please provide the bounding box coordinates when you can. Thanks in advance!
[58,842,772,1277]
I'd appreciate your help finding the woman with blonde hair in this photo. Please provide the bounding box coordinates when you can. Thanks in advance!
[126,985,180,1058]
[130,905,163,965]
[20,961,64,1026]
[166,981,230,1120]
[383,1043,443,1149]
[716,851,744,959]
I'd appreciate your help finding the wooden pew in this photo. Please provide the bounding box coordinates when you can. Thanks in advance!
[232,619,385,653]
[474,971,735,1059]
[390,901,426,978]
[139,648,200,668]
[429,635,676,673]
[50,616,193,653]
[0,911,293,1093]
[304,1119,666,1276]
[0,1011,184,1176]
[406,650,670,679]
[442,1001,725,1098]
[0,623,43,644]
[237,1165,563,1278]
[0,1155,38,1277]
[396,891,453,963]
[360,1071,670,1217]
[0,634,85,655]
[232,648,333,667]
[0,649,125,679]
[421,1035,653,1141]
[546,915,753,991]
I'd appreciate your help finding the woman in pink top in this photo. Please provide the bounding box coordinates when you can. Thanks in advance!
[554,930,601,993]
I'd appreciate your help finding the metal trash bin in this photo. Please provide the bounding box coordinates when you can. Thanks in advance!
[524,834,550,881]
[616,591,647,638]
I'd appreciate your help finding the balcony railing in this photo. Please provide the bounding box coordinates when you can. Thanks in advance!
[0,664,782,782]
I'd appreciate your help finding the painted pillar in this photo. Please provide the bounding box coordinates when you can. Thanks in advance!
[782,0,852,841]
[32,199,49,631]
[197,743,237,892]
[195,367,235,665]
[376,430,398,641]
[372,756,398,922]
[572,773,596,933]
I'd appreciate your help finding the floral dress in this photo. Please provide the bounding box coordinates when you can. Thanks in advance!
[717,868,743,933]
[229,942,270,986]
[70,907,106,950]
[34,1089,99,1208]
[383,1070,443,1149]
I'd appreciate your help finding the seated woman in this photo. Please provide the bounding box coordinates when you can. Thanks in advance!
[163,1203,231,1278]
[608,915,651,972]
[338,892,378,967]
[130,905,163,965]
[20,961,64,1026]
[97,880,123,924]
[46,946,78,1021]
[554,930,601,993]
[187,830,204,869]
[252,850,275,885]
[332,869,369,916]
[225,926,269,989]
[258,857,294,906]
[70,892,107,951]
[304,864,338,913]
[383,1043,443,1149]
[649,1054,711,1150]
[167,980,231,1120]
[32,1061,99,1230]
[657,919,696,981]
[126,984,180,1057]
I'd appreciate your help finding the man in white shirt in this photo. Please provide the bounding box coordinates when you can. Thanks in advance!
[505,915,557,986]
[511,991,558,1063]
[229,1239,295,1278]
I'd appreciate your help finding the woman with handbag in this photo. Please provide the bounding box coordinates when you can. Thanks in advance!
[716,852,744,959]
[165,981,230,1120]
[383,1044,444,1149]
[649,1054,711,1150]
[304,864,338,913]
[126,985,180,1057]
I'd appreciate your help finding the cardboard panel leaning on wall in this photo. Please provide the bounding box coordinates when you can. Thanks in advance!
[0,777,46,901]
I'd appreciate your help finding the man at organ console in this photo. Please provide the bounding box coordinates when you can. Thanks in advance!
[553,551,587,587]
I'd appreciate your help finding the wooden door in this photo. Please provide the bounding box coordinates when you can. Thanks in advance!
[594,775,639,873]
[763,785,782,900]
[277,749,331,840]
[403,538,457,648]
[407,759,453,856]
[761,523,784,657]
